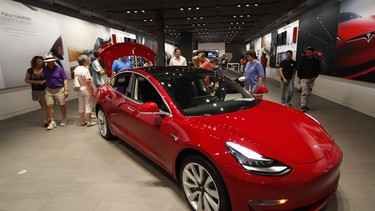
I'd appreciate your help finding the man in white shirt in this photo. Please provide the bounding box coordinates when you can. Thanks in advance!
[169,48,187,66]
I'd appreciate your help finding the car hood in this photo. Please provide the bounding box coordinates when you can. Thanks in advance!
[338,15,375,40]
[189,101,333,164]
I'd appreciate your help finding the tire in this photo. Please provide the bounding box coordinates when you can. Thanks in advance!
[180,155,231,211]
[97,108,113,140]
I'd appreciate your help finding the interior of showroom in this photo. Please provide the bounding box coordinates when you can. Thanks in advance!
[0,0,375,210]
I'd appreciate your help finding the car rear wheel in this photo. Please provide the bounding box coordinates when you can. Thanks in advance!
[97,108,113,140]
[180,155,230,211]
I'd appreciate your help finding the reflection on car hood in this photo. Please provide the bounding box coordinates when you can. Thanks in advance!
[190,100,333,164]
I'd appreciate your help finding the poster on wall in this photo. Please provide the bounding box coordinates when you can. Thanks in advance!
[334,0,375,83]
[297,2,340,76]
[0,0,61,89]
[0,0,122,89]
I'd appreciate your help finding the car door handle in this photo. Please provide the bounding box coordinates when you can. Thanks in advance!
[127,106,135,112]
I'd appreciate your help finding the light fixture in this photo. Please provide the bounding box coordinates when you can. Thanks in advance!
[180,7,184,10]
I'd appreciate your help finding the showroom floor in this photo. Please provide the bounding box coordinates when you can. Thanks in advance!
[0,78,374,211]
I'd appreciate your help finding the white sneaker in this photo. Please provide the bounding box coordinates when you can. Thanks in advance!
[47,121,57,130]
[60,119,67,126]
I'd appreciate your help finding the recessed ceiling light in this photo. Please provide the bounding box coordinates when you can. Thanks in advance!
[237,4,241,7]
[141,10,145,13]
[254,3,259,7]
[196,7,200,10]
[126,10,130,13]
[180,7,184,10]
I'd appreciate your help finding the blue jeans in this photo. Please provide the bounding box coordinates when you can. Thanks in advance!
[280,79,294,104]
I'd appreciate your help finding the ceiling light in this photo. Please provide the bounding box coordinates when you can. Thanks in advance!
[141,10,145,13]
[246,4,250,7]
[254,3,259,7]
[200,17,203,19]
[188,7,191,10]
[237,4,241,7]
[126,10,130,13]
[196,7,200,10]
[233,15,237,18]
[187,17,190,20]
[180,7,184,10]
[149,19,153,21]
[134,10,138,13]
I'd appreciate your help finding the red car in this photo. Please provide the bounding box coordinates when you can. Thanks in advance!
[95,44,343,211]
[334,12,375,78]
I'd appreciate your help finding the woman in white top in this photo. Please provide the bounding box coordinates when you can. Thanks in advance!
[74,55,96,126]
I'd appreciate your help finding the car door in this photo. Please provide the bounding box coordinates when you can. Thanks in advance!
[124,74,173,165]
[106,72,134,137]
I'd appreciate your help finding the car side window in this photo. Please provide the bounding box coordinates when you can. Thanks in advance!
[134,76,169,112]
[112,72,133,97]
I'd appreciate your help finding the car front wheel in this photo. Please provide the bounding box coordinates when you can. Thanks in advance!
[180,155,230,211]
[97,108,113,140]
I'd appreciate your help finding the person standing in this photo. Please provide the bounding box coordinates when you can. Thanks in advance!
[297,47,321,112]
[91,50,106,88]
[279,50,297,106]
[239,55,246,73]
[25,56,49,127]
[43,54,68,130]
[243,50,265,94]
[74,55,96,126]
[260,53,268,77]
[112,56,133,76]
[169,48,187,66]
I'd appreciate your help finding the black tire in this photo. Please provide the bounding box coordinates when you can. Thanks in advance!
[180,155,231,211]
[97,108,114,140]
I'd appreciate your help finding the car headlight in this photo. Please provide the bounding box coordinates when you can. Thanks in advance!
[226,142,291,176]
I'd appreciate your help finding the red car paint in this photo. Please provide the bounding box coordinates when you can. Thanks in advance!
[334,14,375,78]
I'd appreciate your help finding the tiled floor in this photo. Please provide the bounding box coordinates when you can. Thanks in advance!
[0,78,374,211]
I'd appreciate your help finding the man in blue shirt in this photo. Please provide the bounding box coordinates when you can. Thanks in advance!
[112,56,133,76]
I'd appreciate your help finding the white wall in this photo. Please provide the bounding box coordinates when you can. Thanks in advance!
[0,81,77,121]
[266,67,375,117]
[198,43,225,56]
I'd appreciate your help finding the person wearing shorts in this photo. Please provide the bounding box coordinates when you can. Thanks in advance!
[43,54,68,130]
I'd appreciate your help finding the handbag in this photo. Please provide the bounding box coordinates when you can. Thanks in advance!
[73,75,80,91]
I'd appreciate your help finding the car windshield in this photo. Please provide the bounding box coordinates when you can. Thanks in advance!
[339,12,361,23]
[154,70,259,116]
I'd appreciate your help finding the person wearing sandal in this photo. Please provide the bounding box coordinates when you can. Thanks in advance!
[25,56,49,127]
[73,55,96,127]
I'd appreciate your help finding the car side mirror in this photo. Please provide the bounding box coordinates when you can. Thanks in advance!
[139,102,160,113]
